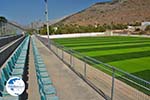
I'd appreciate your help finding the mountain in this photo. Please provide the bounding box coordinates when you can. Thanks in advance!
[56,0,150,26]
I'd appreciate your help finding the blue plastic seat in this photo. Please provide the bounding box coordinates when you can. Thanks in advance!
[13,64,25,69]
[36,64,46,68]
[38,80,56,95]
[45,95,59,100]
[11,69,24,76]
[40,77,52,85]
[0,70,10,97]
[37,73,48,79]
[39,89,46,100]
[38,72,49,78]
[32,37,59,100]
[7,60,14,72]
[0,96,18,100]
[42,85,56,95]
[3,64,24,76]
[5,64,12,75]
[2,68,10,81]
[37,67,47,73]
[36,60,44,64]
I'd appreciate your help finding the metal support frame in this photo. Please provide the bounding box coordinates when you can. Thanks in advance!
[44,0,50,48]
[57,47,58,55]
[111,68,115,100]
[84,62,87,78]
[70,54,73,67]
[62,49,64,60]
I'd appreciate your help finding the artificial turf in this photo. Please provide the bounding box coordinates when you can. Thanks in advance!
[53,36,150,82]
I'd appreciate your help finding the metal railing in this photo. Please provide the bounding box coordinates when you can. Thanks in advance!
[38,36,150,100]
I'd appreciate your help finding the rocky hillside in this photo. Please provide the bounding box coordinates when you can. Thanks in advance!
[56,0,150,26]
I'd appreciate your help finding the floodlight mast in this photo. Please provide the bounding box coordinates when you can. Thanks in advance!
[44,0,50,48]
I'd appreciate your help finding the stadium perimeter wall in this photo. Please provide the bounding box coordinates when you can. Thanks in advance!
[39,32,150,39]
[39,32,105,39]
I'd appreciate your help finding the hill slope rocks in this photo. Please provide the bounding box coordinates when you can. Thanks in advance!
[57,0,150,26]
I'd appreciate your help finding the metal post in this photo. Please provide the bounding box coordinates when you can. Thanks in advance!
[84,62,87,78]
[72,56,74,68]
[70,52,74,68]
[62,49,64,60]
[44,0,50,48]
[57,47,58,56]
[55,46,57,54]
[70,54,72,67]
[111,68,115,100]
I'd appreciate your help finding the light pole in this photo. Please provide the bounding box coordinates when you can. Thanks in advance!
[44,0,50,48]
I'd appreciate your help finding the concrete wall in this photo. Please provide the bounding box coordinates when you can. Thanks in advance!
[0,34,23,48]
[39,32,105,39]
[0,36,25,67]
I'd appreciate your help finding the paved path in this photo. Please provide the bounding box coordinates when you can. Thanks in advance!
[34,36,104,100]
[27,39,40,100]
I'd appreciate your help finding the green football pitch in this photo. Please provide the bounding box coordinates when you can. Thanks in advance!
[53,36,150,82]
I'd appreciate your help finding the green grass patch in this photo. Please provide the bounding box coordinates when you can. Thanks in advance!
[53,36,150,81]
[53,36,150,94]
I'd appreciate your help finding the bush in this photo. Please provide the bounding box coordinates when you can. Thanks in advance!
[135,28,141,31]
[129,22,141,26]
[39,23,127,34]
[39,25,54,35]
[145,25,150,31]
[138,31,145,35]
[112,24,128,30]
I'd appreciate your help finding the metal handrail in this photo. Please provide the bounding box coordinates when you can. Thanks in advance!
[51,40,150,92]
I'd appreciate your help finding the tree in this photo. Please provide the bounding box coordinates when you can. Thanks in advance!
[0,16,7,23]
[0,16,8,35]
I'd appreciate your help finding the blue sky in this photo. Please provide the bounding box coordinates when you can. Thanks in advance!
[0,0,111,25]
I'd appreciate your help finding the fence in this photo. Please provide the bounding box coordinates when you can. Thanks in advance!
[38,36,150,100]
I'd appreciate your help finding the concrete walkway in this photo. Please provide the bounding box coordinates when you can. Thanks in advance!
[34,36,104,100]
[28,39,40,100]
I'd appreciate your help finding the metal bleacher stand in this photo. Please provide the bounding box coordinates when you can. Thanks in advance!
[31,37,59,100]
[0,35,30,100]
